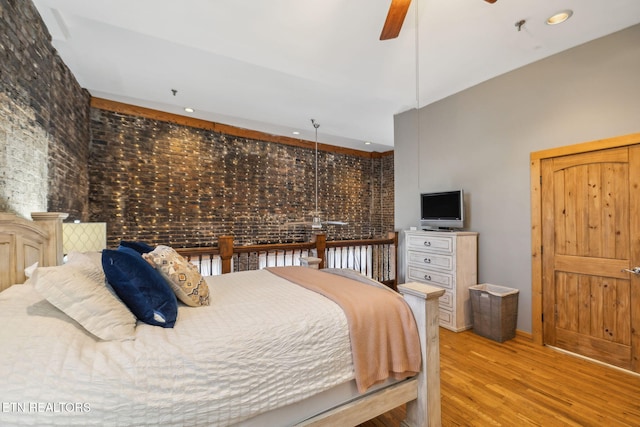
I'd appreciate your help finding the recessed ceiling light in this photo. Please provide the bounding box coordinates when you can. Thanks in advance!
[364,141,371,145]
[546,10,573,25]
[292,131,300,135]
[184,107,194,113]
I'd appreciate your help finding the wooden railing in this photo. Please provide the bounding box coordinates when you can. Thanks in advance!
[176,232,398,290]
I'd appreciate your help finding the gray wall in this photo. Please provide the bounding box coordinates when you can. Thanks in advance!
[394,24,640,333]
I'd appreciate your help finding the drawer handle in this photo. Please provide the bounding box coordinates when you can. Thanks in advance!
[424,258,431,264]
[424,274,432,281]
[424,241,431,247]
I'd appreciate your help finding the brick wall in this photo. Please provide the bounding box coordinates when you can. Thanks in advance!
[90,108,394,247]
[48,55,91,218]
[0,0,90,219]
[1,0,393,244]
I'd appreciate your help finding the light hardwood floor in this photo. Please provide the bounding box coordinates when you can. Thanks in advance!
[359,328,640,426]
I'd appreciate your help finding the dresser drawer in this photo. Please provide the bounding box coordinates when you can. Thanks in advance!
[438,308,454,329]
[407,250,453,271]
[406,265,453,290]
[438,290,453,311]
[406,234,453,253]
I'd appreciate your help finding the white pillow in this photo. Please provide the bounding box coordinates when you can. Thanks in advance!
[24,262,38,278]
[66,251,105,283]
[23,262,39,284]
[33,257,136,341]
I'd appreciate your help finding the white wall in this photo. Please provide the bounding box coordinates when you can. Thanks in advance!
[394,24,640,333]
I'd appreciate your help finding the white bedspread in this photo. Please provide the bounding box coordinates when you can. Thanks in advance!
[0,270,354,426]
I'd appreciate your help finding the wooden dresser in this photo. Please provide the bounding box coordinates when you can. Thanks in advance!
[404,230,478,331]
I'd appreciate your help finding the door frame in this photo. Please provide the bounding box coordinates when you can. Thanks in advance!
[530,132,640,346]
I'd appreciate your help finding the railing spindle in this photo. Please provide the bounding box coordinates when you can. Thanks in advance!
[176,232,398,289]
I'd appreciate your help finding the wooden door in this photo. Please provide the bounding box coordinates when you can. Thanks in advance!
[541,145,640,372]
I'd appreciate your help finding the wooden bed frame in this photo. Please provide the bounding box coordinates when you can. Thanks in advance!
[0,212,444,427]
[0,212,67,292]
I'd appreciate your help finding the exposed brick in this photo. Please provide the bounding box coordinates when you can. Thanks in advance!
[0,0,89,219]
[89,109,395,247]
[3,0,394,245]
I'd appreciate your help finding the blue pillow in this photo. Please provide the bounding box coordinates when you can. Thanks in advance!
[102,247,178,328]
[119,240,155,254]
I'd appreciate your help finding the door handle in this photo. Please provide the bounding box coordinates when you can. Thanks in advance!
[622,267,640,274]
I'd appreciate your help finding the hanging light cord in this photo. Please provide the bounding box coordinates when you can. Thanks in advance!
[311,118,320,216]
[415,0,420,109]
[415,0,421,187]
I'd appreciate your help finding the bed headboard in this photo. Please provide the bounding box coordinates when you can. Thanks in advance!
[0,212,68,291]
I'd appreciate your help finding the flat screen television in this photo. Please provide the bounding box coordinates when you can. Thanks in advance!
[420,190,464,230]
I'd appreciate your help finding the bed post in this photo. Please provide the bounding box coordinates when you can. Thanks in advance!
[31,212,68,266]
[398,282,444,427]
[218,236,234,274]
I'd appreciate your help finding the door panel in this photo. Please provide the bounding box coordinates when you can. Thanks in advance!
[542,146,638,372]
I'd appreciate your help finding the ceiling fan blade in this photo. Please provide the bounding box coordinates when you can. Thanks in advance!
[380,0,411,40]
[324,221,348,226]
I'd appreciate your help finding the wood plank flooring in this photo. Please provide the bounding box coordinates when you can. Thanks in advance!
[359,328,640,426]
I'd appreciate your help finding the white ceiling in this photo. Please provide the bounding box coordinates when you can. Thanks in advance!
[32,0,640,152]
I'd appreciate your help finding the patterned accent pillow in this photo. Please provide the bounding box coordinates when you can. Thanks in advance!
[144,245,210,307]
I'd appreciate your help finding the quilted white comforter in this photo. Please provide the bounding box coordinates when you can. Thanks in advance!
[0,270,354,426]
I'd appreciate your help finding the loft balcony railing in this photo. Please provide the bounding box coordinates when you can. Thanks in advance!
[176,232,398,290]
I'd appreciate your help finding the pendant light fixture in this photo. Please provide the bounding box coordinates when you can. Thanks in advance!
[311,119,322,229]
[286,119,347,229]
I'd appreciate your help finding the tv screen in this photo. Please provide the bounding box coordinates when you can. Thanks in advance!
[420,190,464,230]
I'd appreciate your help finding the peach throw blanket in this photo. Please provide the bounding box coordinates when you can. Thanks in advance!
[266,267,421,393]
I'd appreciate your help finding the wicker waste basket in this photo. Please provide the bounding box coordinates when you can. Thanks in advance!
[469,284,519,342]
